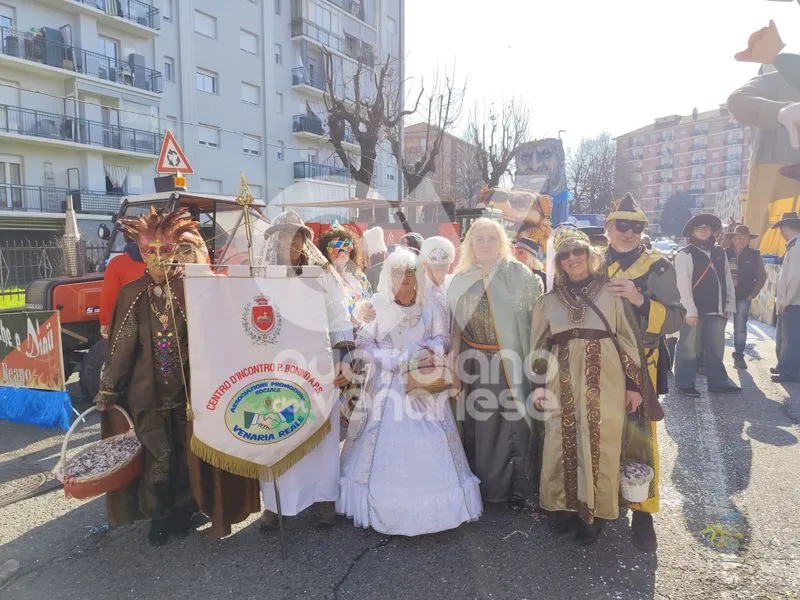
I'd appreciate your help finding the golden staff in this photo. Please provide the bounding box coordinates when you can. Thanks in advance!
[236,171,256,274]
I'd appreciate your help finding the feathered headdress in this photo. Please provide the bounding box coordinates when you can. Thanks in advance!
[118,206,204,248]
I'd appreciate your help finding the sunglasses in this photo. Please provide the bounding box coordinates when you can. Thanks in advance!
[556,248,588,261]
[326,238,354,253]
[614,220,646,234]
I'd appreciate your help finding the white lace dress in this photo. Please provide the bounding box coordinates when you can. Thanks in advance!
[336,294,482,536]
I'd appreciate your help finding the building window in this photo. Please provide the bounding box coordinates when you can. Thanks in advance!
[198,124,220,149]
[97,36,119,62]
[274,0,281,14]
[194,10,217,39]
[199,178,223,193]
[164,57,175,82]
[277,140,285,161]
[196,68,218,93]
[162,0,173,22]
[275,43,282,65]
[241,82,260,105]
[276,92,284,114]
[0,3,15,28]
[240,29,259,54]
[0,156,23,209]
[242,135,261,156]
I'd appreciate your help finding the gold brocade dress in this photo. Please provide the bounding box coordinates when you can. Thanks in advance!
[530,278,642,523]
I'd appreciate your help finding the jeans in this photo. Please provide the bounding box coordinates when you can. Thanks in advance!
[732,299,751,358]
[777,305,800,381]
[675,314,734,391]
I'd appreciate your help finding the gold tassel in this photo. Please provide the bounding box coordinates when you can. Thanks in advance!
[189,418,332,480]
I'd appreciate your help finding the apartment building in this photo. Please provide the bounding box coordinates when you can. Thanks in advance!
[614,105,751,231]
[0,0,163,240]
[403,122,479,203]
[0,0,402,240]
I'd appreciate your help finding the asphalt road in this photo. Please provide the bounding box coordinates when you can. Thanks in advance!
[0,321,798,600]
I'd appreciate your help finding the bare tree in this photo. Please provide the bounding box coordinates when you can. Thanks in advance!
[453,147,483,206]
[388,69,465,196]
[323,50,422,198]
[466,99,530,189]
[566,133,617,214]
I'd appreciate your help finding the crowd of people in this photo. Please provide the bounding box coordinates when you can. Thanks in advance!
[94,190,800,553]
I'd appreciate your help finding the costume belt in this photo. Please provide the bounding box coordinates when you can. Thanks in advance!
[462,337,501,352]
[550,328,611,346]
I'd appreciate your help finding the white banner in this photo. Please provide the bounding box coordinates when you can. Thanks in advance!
[184,265,335,478]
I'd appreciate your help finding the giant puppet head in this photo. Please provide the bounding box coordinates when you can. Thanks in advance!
[118,207,207,280]
[515,138,568,197]
[477,187,554,248]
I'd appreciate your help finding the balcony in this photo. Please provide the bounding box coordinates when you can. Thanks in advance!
[725,122,741,130]
[71,0,160,30]
[294,161,348,180]
[291,19,344,53]
[0,25,162,93]
[292,114,325,137]
[656,162,673,170]
[0,104,160,156]
[727,134,744,145]
[0,184,123,215]
[692,127,709,136]
[689,187,705,195]
[692,142,708,150]
[292,67,326,94]
[690,158,706,165]
[326,0,367,22]
[657,175,672,183]
[725,154,743,163]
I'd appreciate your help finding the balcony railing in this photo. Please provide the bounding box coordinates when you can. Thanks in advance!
[291,19,343,53]
[292,114,325,136]
[727,135,744,145]
[326,0,366,22]
[656,162,673,170]
[292,67,325,91]
[0,184,123,214]
[0,104,160,155]
[294,161,348,180]
[0,25,162,92]
[692,142,708,150]
[690,158,706,165]
[74,0,160,30]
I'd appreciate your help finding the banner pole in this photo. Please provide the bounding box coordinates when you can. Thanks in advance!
[273,478,287,558]
[236,171,256,276]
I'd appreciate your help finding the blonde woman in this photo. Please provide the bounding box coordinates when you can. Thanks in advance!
[530,227,648,545]
[447,218,543,507]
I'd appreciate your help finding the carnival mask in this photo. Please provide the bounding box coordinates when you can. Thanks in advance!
[119,207,205,280]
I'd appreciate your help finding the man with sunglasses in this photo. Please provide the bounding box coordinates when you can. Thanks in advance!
[605,193,686,552]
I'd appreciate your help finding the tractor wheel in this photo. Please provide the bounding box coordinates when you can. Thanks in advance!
[79,339,107,400]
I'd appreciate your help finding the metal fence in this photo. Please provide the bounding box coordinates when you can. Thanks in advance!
[0,241,108,306]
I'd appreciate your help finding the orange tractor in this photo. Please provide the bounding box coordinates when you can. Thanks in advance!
[24,182,269,400]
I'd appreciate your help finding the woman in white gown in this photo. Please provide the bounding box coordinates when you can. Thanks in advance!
[337,249,482,536]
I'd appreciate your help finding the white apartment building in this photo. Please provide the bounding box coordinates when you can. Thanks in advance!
[0,0,402,241]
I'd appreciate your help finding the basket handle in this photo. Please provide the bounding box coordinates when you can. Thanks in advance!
[54,405,135,475]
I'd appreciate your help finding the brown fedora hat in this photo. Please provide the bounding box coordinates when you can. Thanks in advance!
[771,211,800,229]
[724,224,758,239]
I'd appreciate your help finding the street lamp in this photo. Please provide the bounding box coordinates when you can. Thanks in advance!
[558,130,566,140]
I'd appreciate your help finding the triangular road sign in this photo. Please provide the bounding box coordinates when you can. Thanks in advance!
[156,129,194,174]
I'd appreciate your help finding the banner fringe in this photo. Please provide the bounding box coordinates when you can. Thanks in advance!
[190,418,332,480]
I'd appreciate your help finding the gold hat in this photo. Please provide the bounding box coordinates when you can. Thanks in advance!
[607,192,648,224]
[553,225,591,252]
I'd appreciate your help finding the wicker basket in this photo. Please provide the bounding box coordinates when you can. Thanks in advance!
[54,405,143,500]
[620,462,654,503]
[402,363,453,394]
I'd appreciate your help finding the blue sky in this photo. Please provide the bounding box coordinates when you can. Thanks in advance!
[404,0,800,151]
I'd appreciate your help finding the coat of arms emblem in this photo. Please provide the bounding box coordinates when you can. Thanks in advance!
[242,295,282,344]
